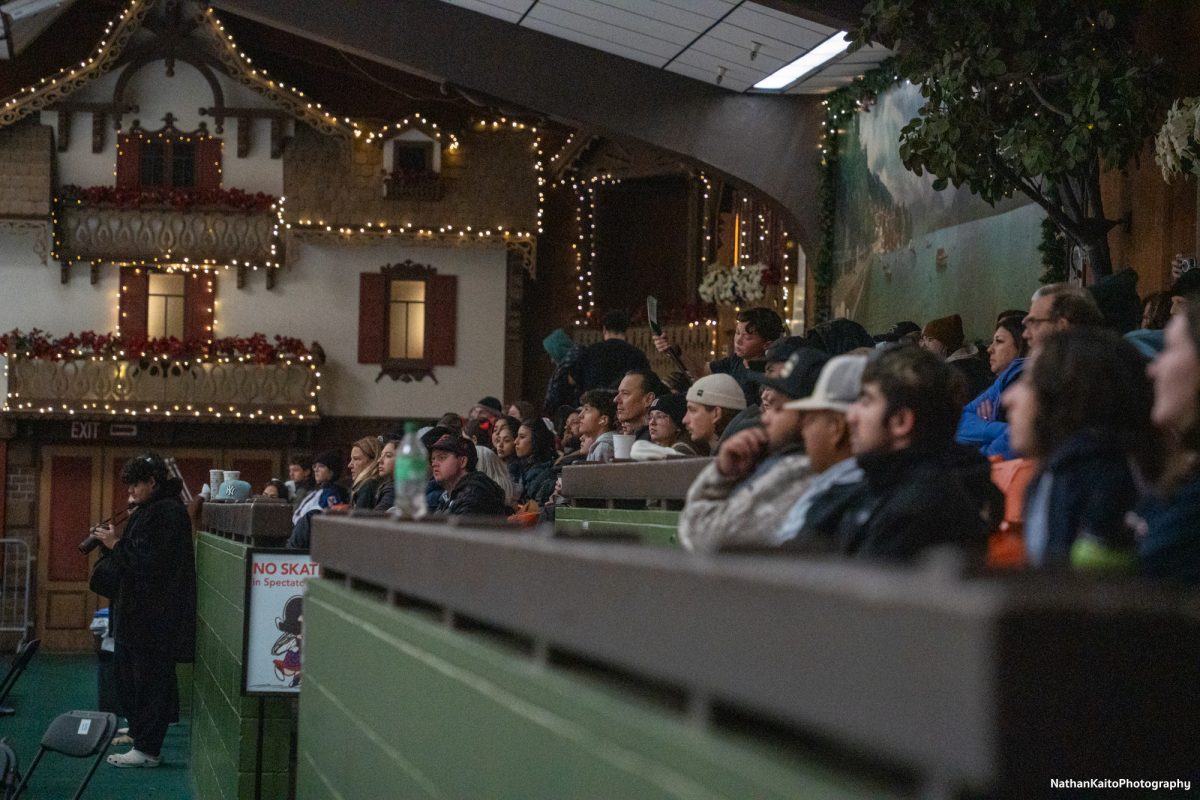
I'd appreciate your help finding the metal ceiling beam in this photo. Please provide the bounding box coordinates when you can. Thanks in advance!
[212,0,825,255]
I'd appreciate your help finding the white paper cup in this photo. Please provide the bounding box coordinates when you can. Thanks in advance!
[612,434,635,460]
[223,470,240,484]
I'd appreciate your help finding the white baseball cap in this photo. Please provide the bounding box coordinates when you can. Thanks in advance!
[784,355,867,413]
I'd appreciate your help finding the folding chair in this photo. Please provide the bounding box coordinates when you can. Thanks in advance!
[0,738,19,800]
[12,710,116,800]
[0,640,40,716]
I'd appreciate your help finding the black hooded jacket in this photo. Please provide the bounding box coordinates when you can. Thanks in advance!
[104,477,196,660]
[432,471,508,516]
[800,444,999,562]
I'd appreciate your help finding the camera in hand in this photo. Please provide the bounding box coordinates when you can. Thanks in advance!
[78,532,102,554]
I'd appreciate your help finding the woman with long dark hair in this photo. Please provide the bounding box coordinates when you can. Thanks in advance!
[509,419,558,507]
[1002,327,1158,569]
[956,314,1031,459]
[1139,306,1200,582]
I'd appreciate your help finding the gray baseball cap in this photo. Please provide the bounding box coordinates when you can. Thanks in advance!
[783,355,867,413]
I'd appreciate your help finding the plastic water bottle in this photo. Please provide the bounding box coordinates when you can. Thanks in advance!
[393,421,428,518]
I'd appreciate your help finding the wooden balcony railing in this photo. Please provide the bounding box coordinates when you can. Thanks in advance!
[2,357,319,423]
[57,204,277,268]
[572,322,719,376]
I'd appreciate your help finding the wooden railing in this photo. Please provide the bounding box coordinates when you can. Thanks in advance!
[58,204,277,267]
[573,322,719,375]
[2,357,319,422]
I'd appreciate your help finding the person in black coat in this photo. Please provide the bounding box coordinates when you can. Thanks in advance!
[573,309,650,392]
[94,452,195,768]
[427,430,508,516]
[795,346,1000,561]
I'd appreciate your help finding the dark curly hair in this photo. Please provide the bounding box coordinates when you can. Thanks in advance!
[120,452,169,486]
[736,307,785,343]
[861,346,963,452]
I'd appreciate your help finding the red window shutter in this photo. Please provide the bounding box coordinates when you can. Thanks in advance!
[119,269,149,338]
[196,138,222,189]
[425,274,457,366]
[184,273,215,343]
[115,134,141,188]
[358,272,387,364]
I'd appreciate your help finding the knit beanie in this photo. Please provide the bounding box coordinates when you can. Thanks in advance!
[313,451,342,482]
[542,328,574,364]
[649,393,687,429]
[922,314,964,353]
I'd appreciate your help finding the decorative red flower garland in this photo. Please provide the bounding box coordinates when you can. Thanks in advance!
[58,185,277,213]
[0,329,312,364]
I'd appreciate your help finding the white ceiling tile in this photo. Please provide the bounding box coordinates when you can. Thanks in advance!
[439,0,531,23]
[731,3,839,41]
[521,15,672,66]
[589,0,729,34]
[528,2,688,57]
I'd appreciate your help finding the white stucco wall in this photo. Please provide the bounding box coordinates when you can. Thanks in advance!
[0,231,120,333]
[215,242,508,419]
[40,58,285,196]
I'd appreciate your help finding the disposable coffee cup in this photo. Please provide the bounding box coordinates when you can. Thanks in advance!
[612,434,635,460]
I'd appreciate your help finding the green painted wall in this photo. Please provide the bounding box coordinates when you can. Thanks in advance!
[192,533,293,800]
[554,507,680,547]
[296,578,901,800]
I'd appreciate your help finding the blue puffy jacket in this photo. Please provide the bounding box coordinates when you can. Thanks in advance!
[956,358,1024,459]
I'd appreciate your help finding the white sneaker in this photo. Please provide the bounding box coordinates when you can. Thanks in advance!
[106,749,161,768]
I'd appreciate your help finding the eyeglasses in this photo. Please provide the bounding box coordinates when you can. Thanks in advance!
[1023,316,1053,328]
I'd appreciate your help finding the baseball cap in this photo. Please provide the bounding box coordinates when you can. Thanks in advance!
[748,348,829,401]
[685,373,747,411]
[784,354,867,413]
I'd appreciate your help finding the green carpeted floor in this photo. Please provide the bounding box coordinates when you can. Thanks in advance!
[1,653,193,799]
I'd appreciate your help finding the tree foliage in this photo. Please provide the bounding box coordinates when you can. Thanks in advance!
[852,0,1168,276]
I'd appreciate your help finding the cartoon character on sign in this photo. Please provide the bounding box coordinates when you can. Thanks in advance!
[271,595,303,687]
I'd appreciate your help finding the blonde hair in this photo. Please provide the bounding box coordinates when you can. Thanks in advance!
[350,436,382,498]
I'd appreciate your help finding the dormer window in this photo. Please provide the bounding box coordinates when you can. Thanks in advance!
[381,129,443,200]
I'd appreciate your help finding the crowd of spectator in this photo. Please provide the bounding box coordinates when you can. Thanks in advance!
[251,266,1200,586]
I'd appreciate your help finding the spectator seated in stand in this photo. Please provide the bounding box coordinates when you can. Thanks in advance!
[956,314,1029,458]
[634,393,697,458]
[719,335,809,444]
[1138,304,1200,583]
[791,346,1001,562]
[286,454,315,505]
[288,451,349,549]
[509,418,560,508]
[426,428,508,516]
[683,374,747,455]
[678,348,829,553]
[1003,327,1158,571]
[615,368,665,441]
[347,436,382,510]
[491,415,521,469]
[920,313,993,400]
[578,389,619,462]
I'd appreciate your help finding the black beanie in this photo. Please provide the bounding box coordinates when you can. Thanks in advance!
[313,450,342,482]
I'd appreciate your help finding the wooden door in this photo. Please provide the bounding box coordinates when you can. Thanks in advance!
[38,445,282,650]
[37,447,104,651]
